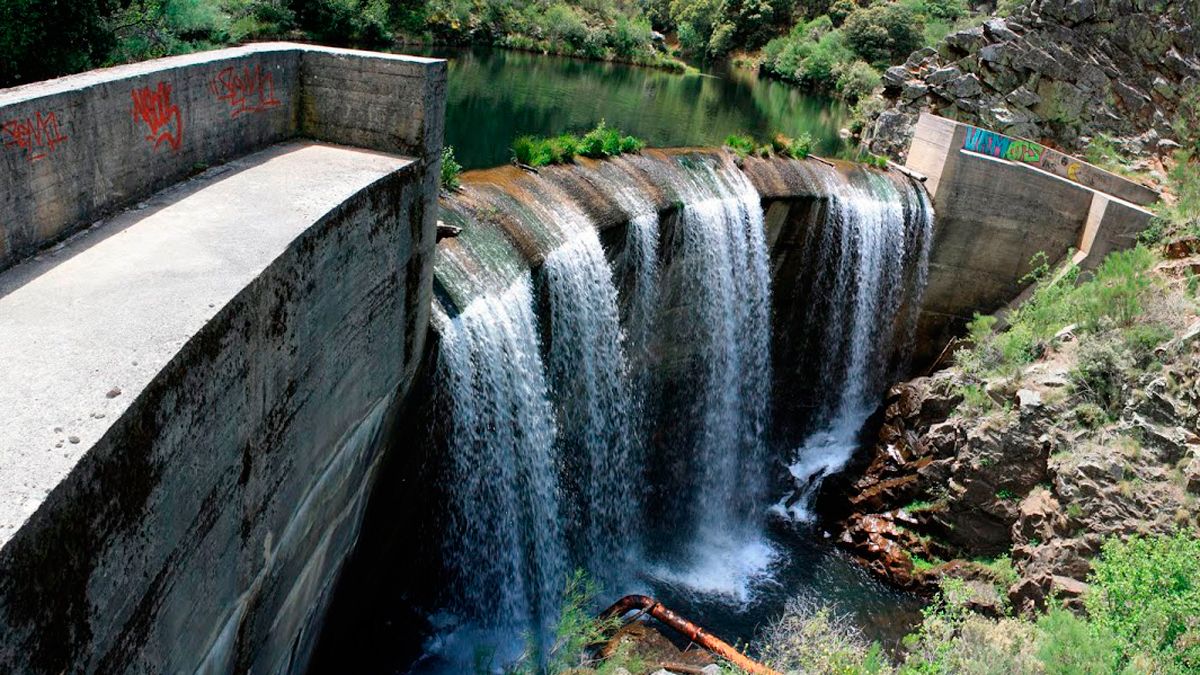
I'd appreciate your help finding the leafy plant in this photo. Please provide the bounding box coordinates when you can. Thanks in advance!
[512,122,645,167]
[440,145,463,190]
[512,570,631,674]
[725,133,757,159]
[1086,531,1200,670]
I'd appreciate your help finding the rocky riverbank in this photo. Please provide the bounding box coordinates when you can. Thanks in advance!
[832,235,1200,616]
[866,0,1200,162]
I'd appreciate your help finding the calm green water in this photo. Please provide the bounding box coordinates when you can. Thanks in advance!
[427,47,852,170]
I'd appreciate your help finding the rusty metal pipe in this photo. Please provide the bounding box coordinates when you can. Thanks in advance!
[600,595,781,675]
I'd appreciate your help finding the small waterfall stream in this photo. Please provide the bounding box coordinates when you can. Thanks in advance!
[436,275,565,627]
[778,172,935,521]
[419,151,934,670]
[543,226,639,583]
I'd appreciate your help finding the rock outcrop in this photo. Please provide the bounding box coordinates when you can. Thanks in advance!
[836,308,1200,615]
[867,0,1200,160]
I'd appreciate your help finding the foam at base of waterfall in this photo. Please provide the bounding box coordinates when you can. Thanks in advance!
[646,531,780,606]
[775,410,870,522]
[411,614,530,675]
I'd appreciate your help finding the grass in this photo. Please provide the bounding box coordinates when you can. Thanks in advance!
[512,121,644,168]
[955,246,1159,382]
[724,132,813,161]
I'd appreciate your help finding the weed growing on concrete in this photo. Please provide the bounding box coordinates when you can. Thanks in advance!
[511,122,644,167]
[440,146,463,190]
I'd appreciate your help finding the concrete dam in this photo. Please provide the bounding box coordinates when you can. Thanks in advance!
[0,44,1158,673]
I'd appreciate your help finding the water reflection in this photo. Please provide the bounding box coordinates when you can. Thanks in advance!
[427,47,852,169]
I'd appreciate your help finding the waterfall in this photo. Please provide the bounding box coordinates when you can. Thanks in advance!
[646,162,774,599]
[436,275,565,629]
[778,170,934,522]
[543,226,638,584]
[428,151,933,654]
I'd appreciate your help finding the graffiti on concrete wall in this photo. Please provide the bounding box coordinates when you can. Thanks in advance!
[960,123,1159,206]
[2,111,68,162]
[209,65,281,118]
[132,82,183,152]
[962,126,1044,164]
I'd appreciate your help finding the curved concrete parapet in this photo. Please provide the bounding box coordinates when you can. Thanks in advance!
[0,42,446,273]
[0,46,443,674]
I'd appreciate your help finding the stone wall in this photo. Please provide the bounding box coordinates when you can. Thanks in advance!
[867,0,1200,161]
[0,43,444,273]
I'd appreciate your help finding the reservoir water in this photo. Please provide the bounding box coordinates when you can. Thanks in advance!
[428,47,853,170]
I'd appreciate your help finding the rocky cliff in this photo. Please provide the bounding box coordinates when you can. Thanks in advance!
[832,237,1200,616]
[867,0,1200,160]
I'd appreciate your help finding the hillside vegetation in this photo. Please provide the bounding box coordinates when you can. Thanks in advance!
[0,0,973,92]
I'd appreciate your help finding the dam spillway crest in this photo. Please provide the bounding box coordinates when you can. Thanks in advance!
[416,150,934,666]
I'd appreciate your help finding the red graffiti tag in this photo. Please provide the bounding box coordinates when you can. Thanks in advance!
[131,82,183,152]
[2,111,68,162]
[208,65,281,118]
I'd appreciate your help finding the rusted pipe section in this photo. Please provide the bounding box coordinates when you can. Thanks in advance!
[600,595,781,675]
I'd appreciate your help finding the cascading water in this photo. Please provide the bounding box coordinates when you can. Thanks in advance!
[646,162,775,598]
[436,275,565,630]
[409,151,933,673]
[777,169,935,522]
[543,226,638,584]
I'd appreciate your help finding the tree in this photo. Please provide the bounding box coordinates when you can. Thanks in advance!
[842,2,923,67]
[0,0,115,87]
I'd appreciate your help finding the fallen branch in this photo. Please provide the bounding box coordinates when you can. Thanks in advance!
[600,595,781,675]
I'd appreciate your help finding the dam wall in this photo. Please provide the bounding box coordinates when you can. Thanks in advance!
[904,112,1159,365]
[0,47,444,673]
[0,42,445,273]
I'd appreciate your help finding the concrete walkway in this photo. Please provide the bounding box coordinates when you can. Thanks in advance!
[0,141,412,547]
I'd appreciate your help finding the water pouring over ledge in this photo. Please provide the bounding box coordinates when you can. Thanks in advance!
[312,149,934,673]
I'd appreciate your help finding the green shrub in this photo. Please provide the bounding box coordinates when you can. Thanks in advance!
[1035,609,1122,675]
[1087,532,1200,670]
[755,598,891,674]
[513,122,643,167]
[1073,402,1109,429]
[842,3,924,67]
[511,570,638,674]
[956,246,1158,380]
[1077,246,1155,330]
[771,133,813,159]
[1071,335,1133,415]
[725,133,757,158]
[440,145,463,190]
[834,60,881,103]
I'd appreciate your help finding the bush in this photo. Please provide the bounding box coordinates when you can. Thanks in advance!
[513,122,644,167]
[834,59,881,103]
[1087,532,1200,670]
[842,3,924,67]
[1035,609,1122,675]
[440,145,463,190]
[1071,335,1132,415]
[755,598,889,674]
[771,133,812,159]
[955,246,1158,380]
[725,133,757,158]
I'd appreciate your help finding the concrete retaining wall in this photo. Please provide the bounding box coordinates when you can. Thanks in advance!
[904,113,1159,365]
[0,46,444,674]
[0,43,444,273]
